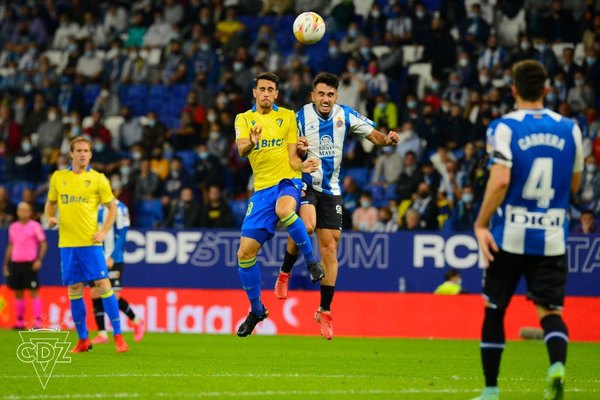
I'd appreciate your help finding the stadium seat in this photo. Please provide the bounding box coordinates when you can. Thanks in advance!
[135,199,164,228]
[171,84,191,100]
[104,116,125,148]
[344,167,371,188]
[574,42,585,65]
[229,199,248,227]
[175,150,197,172]
[372,45,391,59]
[81,115,94,129]
[83,84,101,109]
[401,45,424,66]
[43,50,62,67]
[407,62,432,99]
[10,182,33,205]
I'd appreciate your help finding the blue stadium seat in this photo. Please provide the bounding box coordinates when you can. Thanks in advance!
[149,85,168,99]
[170,84,191,100]
[175,150,197,172]
[10,182,34,205]
[135,199,164,228]
[229,199,248,228]
[344,167,371,188]
[83,84,100,108]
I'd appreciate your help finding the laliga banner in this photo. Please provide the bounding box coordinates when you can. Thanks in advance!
[1,230,599,295]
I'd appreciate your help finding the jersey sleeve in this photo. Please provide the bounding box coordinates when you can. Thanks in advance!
[115,203,131,229]
[296,110,305,137]
[572,123,584,173]
[486,121,513,168]
[347,107,375,138]
[287,110,298,144]
[234,113,249,141]
[98,174,115,204]
[34,222,46,242]
[47,172,58,202]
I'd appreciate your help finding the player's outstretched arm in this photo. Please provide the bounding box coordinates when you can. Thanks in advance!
[93,200,117,244]
[237,125,262,157]
[44,200,58,228]
[3,243,12,278]
[365,129,400,146]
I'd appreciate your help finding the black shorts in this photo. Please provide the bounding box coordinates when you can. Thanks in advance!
[301,186,343,230]
[483,250,567,311]
[108,263,124,291]
[7,262,40,290]
[87,263,124,290]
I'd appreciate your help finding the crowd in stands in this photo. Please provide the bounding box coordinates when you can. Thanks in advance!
[1,0,600,234]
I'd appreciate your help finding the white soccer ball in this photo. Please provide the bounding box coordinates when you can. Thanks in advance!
[293,11,326,45]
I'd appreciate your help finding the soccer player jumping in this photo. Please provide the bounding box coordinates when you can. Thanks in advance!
[275,72,399,339]
[473,60,583,400]
[234,72,323,337]
[45,137,128,352]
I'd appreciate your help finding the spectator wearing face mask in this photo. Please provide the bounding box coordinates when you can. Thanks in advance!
[199,185,235,228]
[567,71,595,113]
[443,185,479,232]
[340,22,367,56]
[36,107,63,165]
[372,144,402,188]
[75,40,103,84]
[90,137,120,175]
[121,46,150,84]
[164,187,201,229]
[577,156,600,206]
[8,136,42,183]
[532,36,558,78]
[320,39,348,76]
[149,146,170,180]
[161,158,192,207]
[411,182,438,231]
[194,143,224,203]
[141,112,167,153]
[353,193,379,232]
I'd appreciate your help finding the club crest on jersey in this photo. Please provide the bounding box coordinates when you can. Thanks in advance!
[336,118,343,128]
[251,120,256,126]
[319,135,335,157]
[276,118,283,127]
[85,180,91,187]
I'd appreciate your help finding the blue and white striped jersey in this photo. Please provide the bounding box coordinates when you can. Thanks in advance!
[98,200,130,263]
[487,108,583,256]
[297,103,374,195]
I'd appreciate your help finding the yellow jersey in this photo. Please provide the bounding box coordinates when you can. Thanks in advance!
[48,166,114,248]
[235,104,300,191]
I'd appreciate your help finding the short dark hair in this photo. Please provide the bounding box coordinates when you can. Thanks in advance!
[254,72,279,89]
[444,269,460,281]
[312,72,339,90]
[512,60,547,101]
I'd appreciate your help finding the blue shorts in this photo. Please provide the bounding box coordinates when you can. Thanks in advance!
[241,178,302,245]
[60,246,108,286]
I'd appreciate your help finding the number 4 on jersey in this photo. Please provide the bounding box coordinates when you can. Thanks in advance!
[523,158,555,208]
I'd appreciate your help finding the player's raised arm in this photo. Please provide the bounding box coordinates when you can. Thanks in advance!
[365,128,400,146]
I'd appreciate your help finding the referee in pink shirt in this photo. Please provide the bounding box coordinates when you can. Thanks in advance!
[3,202,47,329]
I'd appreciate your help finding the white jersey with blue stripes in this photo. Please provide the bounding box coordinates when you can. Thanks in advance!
[487,108,583,256]
[297,103,374,195]
[98,199,130,263]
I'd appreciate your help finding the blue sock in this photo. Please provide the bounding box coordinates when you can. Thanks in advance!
[238,258,264,315]
[281,212,317,264]
[69,295,88,340]
[100,289,122,335]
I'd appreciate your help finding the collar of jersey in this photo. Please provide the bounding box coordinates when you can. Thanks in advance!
[67,165,92,171]
[252,103,279,112]
[312,103,335,121]
[519,107,546,113]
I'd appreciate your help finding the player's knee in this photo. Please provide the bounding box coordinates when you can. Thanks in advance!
[237,248,256,262]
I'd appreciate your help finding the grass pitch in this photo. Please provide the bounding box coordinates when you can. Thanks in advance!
[1,330,599,399]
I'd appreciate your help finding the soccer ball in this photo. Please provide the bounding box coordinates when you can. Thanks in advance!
[293,11,326,44]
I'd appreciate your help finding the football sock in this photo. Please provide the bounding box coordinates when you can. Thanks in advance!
[69,294,88,339]
[118,297,137,321]
[541,314,569,365]
[32,297,43,325]
[481,307,505,387]
[15,298,25,325]
[100,289,122,335]
[280,212,317,264]
[320,285,335,311]
[281,251,299,274]
[238,258,264,316]
[92,298,106,331]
